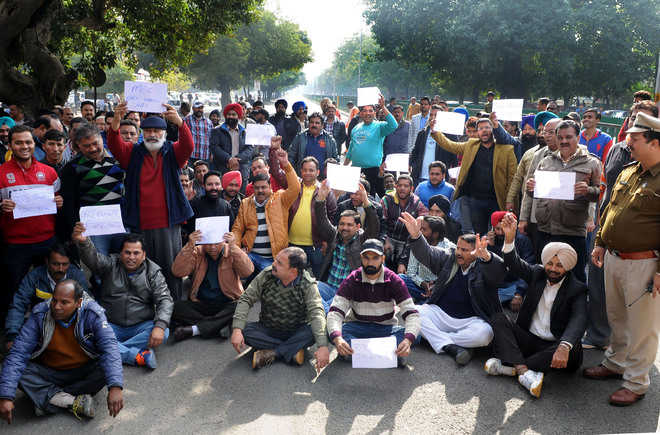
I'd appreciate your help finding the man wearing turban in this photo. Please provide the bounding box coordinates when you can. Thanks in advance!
[282,101,308,149]
[209,103,253,193]
[491,112,540,161]
[221,170,244,218]
[485,213,587,399]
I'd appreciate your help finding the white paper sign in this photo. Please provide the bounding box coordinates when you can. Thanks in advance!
[245,124,275,146]
[80,205,125,236]
[326,163,362,193]
[384,153,409,173]
[534,170,576,200]
[351,336,397,369]
[124,81,168,113]
[195,216,230,244]
[448,166,461,179]
[433,111,466,135]
[491,99,524,122]
[12,186,56,219]
[357,87,381,107]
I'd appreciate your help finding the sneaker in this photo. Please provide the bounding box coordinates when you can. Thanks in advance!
[135,349,157,369]
[252,349,277,369]
[518,370,544,398]
[70,394,95,419]
[484,358,516,376]
[442,344,473,365]
[293,349,305,366]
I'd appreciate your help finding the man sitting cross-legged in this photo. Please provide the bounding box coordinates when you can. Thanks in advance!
[399,212,505,365]
[72,223,173,369]
[171,230,253,341]
[230,247,330,371]
[485,213,587,398]
[327,239,420,365]
[0,280,123,423]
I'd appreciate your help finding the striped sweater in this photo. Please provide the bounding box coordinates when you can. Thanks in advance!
[327,267,420,343]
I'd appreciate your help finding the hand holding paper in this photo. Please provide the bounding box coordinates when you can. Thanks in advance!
[246,124,276,146]
[11,186,56,219]
[79,204,125,236]
[433,112,467,135]
[351,336,397,369]
[357,87,381,107]
[533,170,576,200]
[124,80,168,113]
[195,216,230,244]
[491,99,524,122]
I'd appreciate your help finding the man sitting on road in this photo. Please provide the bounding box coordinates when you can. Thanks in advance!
[5,244,89,350]
[327,239,420,365]
[73,223,173,369]
[485,213,586,399]
[171,231,253,342]
[400,212,505,365]
[230,247,330,371]
[0,280,123,422]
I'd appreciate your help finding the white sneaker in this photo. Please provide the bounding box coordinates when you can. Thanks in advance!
[484,358,516,376]
[518,370,544,398]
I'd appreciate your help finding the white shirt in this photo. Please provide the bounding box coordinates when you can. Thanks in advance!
[529,278,564,340]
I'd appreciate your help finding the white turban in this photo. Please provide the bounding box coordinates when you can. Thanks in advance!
[541,242,577,270]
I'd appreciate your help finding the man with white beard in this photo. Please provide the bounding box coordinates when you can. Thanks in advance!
[108,102,194,300]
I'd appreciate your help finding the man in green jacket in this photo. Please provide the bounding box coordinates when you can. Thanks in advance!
[230,247,330,371]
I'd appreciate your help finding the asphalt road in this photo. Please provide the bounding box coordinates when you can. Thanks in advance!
[2,300,659,434]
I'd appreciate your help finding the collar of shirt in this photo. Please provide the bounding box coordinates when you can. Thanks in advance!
[361,266,385,284]
[254,197,268,207]
[460,260,476,276]
[47,271,59,291]
[55,310,78,329]
[545,276,566,291]
[278,273,301,288]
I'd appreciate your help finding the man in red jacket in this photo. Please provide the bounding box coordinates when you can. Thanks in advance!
[0,125,63,327]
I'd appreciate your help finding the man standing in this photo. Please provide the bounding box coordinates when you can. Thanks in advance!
[108,102,193,300]
[414,161,455,208]
[405,96,420,121]
[283,101,308,149]
[484,91,495,113]
[323,104,347,154]
[192,160,209,198]
[585,113,660,406]
[221,170,244,218]
[0,280,123,422]
[492,113,538,162]
[381,105,410,170]
[288,112,338,174]
[171,231,253,342]
[288,157,337,278]
[430,118,517,235]
[209,109,221,128]
[210,103,253,190]
[230,247,330,370]
[184,101,213,163]
[40,130,69,175]
[411,105,458,184]
[345,94,397,196]
[269,99,288,138]
[408,96,431,152]
[0,125,63,328]
[73,225,173,370]
[531,120,602,283]
[579,108,613,164]
[80,101,95,123]
[119,120,139,145]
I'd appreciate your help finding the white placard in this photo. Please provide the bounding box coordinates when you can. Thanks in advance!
[384,153,409,173]
[195,216,230,244]
[448,166,461,179]
[491,99,524,122]
[12,185,56,219]
[124,80,168,113]
[326,163,361,193]
[534,170,576,200]
[80,205,125,236]
[351,336,397,369]
[433,111,466,135]
[357,87,381,107]
[245,124,275,146]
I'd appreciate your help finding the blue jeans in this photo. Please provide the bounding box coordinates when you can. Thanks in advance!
[460,196,499,235]
[398,274,427,303]
[291,244,323,279]
[317,281,338,313]
[341,322,406,347]
[498,282,519,303]
[109,320,169,365]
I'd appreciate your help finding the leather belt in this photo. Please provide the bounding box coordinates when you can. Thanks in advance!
[609,249,659,260]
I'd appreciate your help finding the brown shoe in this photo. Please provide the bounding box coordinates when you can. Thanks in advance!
[252,349,277,369]
[582,364,623,380]
[293,349,305,366]
[609,388,645,406]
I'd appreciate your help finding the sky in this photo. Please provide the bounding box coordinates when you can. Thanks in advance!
[265,0,369,80]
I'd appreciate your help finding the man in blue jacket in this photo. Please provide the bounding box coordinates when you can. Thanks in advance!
[5,244,88,350]
[0,280,123,423]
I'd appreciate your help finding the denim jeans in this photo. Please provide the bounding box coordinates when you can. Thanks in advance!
[109,320,169,365]
[341,322,406,347]
[317,281,338,313]
[290,244,323,279]
[398,274,427,304]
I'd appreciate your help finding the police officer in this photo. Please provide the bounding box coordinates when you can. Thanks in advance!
[584,112,660,406]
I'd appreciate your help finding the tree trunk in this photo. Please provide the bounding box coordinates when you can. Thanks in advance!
[220,84,231,107]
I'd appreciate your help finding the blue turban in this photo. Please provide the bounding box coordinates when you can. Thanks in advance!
[453,107,469,122]
[0,116,16,128]
[521,114,535,131]
[534,111,558,131]
[292,101,307,113]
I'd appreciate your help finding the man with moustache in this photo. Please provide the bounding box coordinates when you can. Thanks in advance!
[210,103,253,192]
[221,170,244,218]
[269,99,288,138]
[492,113,538,162]
[108,102,193,301]
[187,170,234,233]
[184,101,213,162]
[288,112,338,174]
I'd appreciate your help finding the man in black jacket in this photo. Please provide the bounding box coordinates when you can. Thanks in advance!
[186,170,234,234]
[484,213,586,399]
[400,212,505,366]
[209,104,253,192]
[410,111,458,184]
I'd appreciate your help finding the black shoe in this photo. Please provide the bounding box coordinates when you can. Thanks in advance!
[442,344,473,365]
[173,326,193,342]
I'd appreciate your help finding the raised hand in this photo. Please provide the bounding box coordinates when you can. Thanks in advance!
[163,103,183,127]
[397,212,422,239]
[500,212,518,244]
[270,135,282,149]
[112,101,127,131]
[72,222,87,243]
[317,179,330,201]
[471,234,492,262]
[356,182,370,206]
[187,230,202,247]
[489,111,499,129]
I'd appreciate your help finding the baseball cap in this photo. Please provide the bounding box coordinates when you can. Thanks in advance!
[193,101,204,108]
[360,239,384,256]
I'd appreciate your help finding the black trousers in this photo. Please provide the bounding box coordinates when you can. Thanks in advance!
[171,299,236,338]
[361,166,384,198]
[490,312,583,373]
